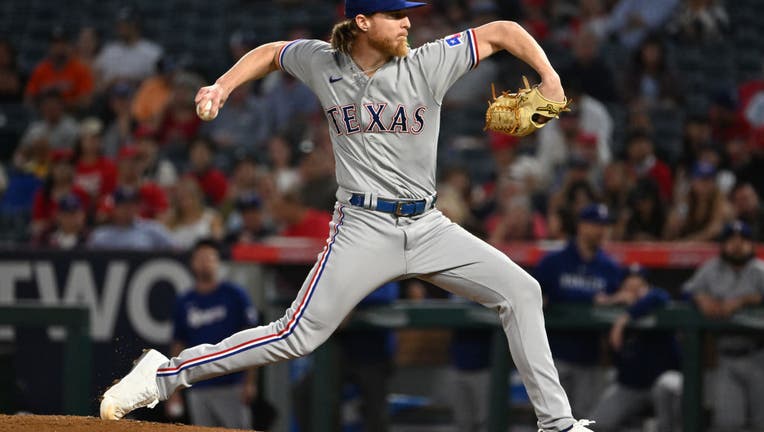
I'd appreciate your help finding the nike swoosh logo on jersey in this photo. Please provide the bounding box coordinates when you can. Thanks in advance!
[329,76,343,84]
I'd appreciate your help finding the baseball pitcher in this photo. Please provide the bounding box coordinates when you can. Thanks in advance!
[101,1,590,431]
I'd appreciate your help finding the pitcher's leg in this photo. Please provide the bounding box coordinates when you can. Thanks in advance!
[412,221,573,431]
[157,206,404,399]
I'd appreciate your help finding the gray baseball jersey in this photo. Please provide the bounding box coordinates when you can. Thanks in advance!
[683,257,764,352]
[155,30,576,431]
[277,30,478,199]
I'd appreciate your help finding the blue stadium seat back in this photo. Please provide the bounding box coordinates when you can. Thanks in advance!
[0,169,41,213]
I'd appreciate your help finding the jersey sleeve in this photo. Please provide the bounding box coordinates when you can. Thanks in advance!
[410,29,480,103]
[276,39,331,88]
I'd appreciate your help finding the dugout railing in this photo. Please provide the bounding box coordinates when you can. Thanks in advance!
[0,304,91,415]
[310,301,764,432]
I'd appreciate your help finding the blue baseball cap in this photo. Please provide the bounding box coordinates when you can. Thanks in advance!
[691,161,717,179]
[113,186,140,204]
[578,203,613,225]
[57,194,82,212]
[236,193,262,211]
[721,220,753,241]
[345,0,427,18]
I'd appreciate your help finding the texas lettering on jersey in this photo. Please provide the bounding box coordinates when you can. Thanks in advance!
[325,103,427,135]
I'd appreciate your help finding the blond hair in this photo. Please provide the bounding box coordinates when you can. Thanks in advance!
[330,19,360,54]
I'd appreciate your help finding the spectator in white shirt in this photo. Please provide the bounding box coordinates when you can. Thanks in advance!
[536,79,613,187]
[94,7,162,91]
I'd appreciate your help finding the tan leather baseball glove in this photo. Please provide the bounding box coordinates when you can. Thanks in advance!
[485,76,571,137]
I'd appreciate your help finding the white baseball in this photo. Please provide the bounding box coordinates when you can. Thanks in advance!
[197,99,217,121]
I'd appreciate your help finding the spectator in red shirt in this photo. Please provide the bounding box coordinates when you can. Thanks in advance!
[188,138,228,206]
[625,131,673,203]
[520,0,550,42]
[24,27,94,109]
[156,73,202,146]
[97,146,169,222]
[270,189,332,239]
[73,117,117,204]
[486,193,547,243]
[31,148,91,241]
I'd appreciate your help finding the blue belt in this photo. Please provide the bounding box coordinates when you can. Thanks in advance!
[349,193,436,217]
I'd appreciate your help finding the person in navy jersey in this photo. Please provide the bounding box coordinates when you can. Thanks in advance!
[589,264,680,432]
[535,203,623,417]
[167,238,259,428]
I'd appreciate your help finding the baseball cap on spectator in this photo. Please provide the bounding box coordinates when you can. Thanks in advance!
[567,154,591,170]
[578,203,613,225]
[691,161,716,179]
[345,0,427,18]
[720,220,753,241]
[110,82,134,99]
[236,193,263,211]
[116,6,140,23]
[50,148,73,163]
[113,186,140,204]
[117,145,140,161]
[58,194,83,212]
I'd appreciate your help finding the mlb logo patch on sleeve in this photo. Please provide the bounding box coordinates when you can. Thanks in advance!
[445,33,463,47]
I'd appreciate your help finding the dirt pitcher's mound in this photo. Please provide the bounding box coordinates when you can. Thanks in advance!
[0,415,258,432]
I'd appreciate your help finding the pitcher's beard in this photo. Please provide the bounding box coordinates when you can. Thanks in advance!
[369,35,409,58]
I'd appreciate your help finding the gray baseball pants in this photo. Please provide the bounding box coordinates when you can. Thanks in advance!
[712,350,764,432]
[156,204,574,431]
[185,384,252,429]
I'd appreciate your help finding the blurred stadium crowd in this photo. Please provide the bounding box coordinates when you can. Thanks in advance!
[0,0,762,249]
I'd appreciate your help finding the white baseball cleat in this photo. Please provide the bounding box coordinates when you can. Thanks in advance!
[100,349,169,420]
[539,419,596,432]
